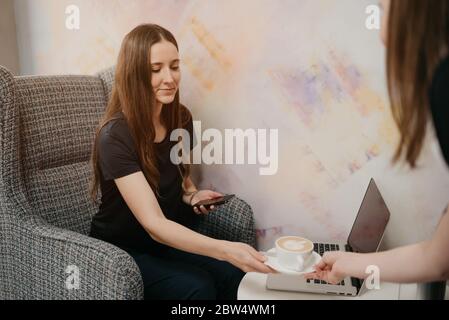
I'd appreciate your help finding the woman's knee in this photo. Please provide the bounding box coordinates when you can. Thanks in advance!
[212,262,245,300]
[176,271,217,300]
[222,262,245,283]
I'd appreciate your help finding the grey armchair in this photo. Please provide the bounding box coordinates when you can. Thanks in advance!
[0,65,256,300]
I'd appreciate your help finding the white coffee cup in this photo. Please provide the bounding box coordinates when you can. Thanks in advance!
[275,236,314,271]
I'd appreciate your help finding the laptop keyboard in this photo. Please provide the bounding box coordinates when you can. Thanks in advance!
[306,243,345,286]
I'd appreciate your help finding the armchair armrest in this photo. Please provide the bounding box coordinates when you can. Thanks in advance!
[194,196,257,248]
[0,210,143,300]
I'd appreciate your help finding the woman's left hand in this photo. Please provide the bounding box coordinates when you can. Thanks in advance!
[190,190,223,215]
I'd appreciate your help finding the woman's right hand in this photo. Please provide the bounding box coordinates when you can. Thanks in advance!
[220,241,276,274]
[304,251,352,284]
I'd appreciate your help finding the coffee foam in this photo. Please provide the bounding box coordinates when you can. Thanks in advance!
[278,237,313,252]
[283,240,308,251]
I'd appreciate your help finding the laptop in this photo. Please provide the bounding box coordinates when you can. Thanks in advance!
[266,178,391,296]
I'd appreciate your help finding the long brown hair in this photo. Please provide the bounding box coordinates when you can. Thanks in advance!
[387,0,449,167]
[90,24,191,202]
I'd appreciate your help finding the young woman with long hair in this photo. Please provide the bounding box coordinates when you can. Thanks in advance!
[306,0,449,285]
[89,24,272,300]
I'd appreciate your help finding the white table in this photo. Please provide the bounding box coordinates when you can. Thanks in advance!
[238,272,449,300]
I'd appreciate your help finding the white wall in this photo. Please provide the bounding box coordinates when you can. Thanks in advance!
[0,0,19,74]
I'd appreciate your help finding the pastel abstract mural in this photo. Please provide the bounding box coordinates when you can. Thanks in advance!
[13,0,449,250]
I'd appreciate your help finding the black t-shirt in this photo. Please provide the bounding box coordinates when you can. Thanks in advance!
[430,55,449,166]
[89,110,196,253]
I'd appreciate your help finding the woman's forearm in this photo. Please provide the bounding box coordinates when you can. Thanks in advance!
[342,208,449,283]
[115,172,224,260]
[182,176,198,204]
[147,216,227,260]
[183,176,197,192]
[343,242,437,283]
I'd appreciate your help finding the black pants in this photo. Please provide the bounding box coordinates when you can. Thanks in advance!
[128,247,245,300]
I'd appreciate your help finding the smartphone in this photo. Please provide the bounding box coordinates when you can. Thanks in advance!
[193,194,235,210]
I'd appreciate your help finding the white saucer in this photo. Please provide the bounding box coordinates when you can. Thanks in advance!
[263,248,321,275]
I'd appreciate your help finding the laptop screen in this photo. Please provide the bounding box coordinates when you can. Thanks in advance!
[347,179,391,253]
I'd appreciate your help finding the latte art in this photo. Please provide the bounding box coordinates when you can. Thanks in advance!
[277,237,313,253]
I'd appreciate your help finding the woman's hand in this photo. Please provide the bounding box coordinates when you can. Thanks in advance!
[220,241,276,274]
[304,251,353,285]
[189,190,223,215]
